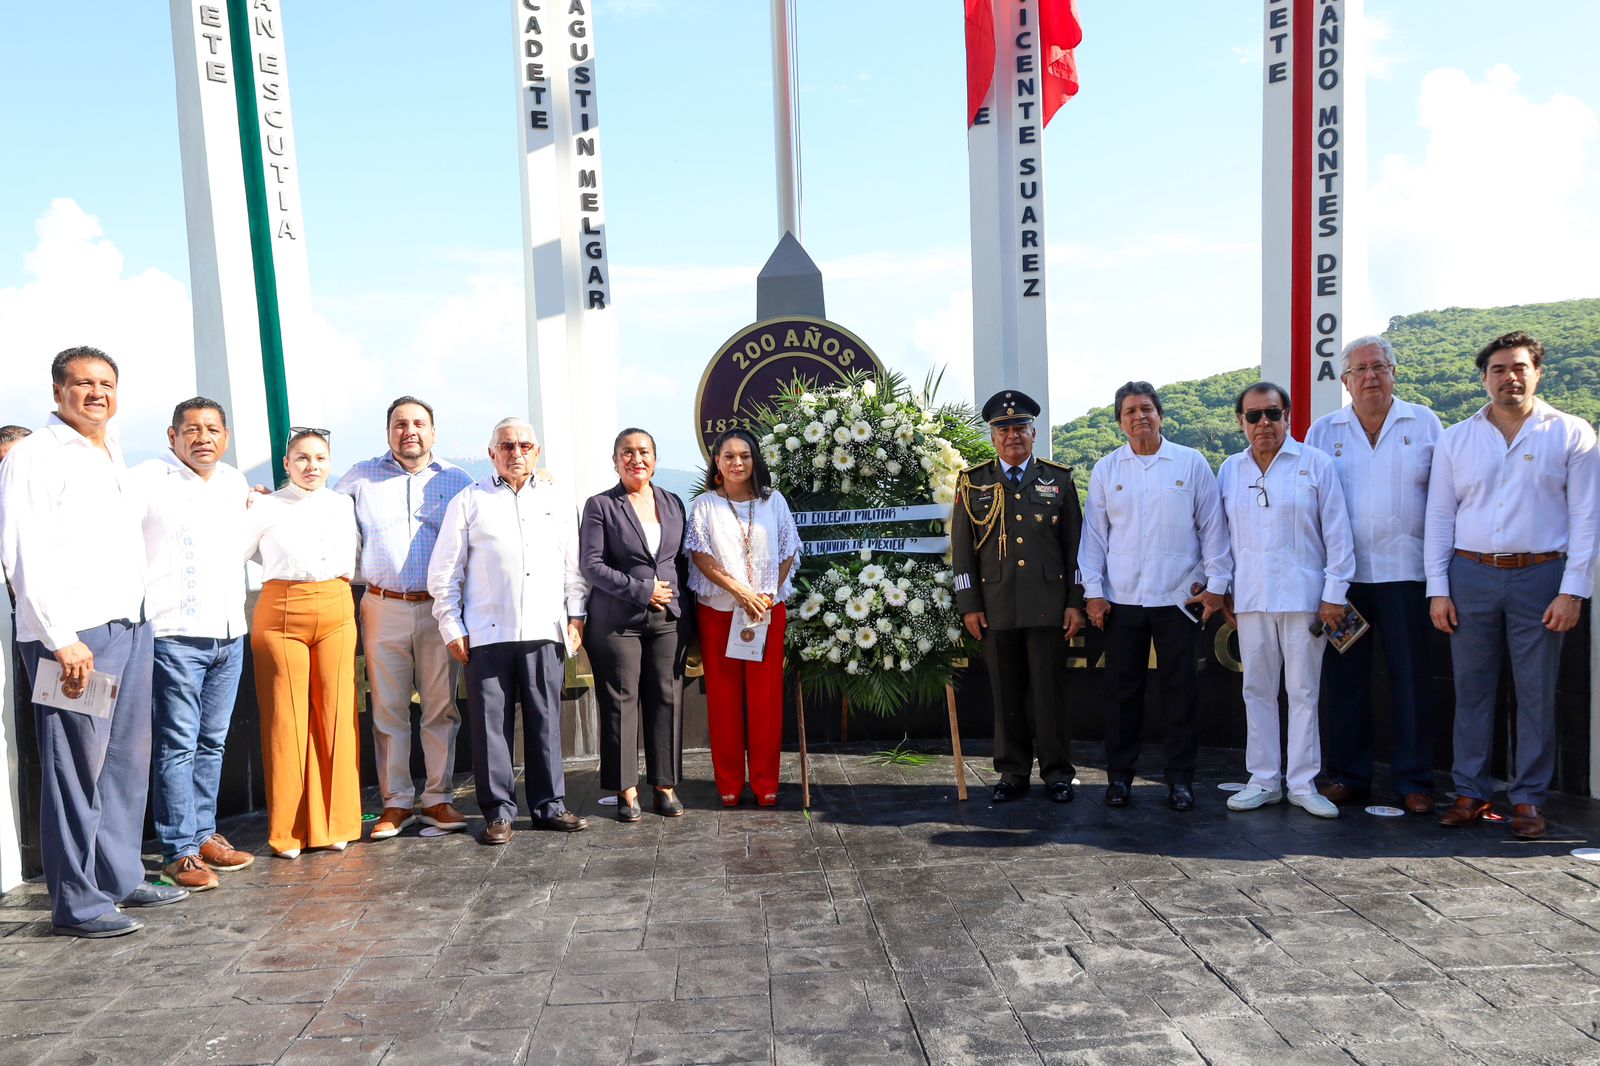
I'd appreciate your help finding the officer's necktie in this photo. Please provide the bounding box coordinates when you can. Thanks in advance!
[1006,466,1022,488]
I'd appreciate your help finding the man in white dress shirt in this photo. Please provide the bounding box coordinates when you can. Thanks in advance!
[1305,337,1444,815]
[335,397,474,842]
[1426,331,1598,840]
[1079,382,1230,811]
[428,418,590,844]
[0,347,187,937]
[1219,382,1355,819]
[134,398,256,891]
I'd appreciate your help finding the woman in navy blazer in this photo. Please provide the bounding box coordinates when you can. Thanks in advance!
[580,428,693,821]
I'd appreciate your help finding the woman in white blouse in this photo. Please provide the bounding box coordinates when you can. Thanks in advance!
[243,429,361,858]
[686,429,801,807]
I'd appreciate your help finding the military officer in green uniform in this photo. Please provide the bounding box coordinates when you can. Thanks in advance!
[952,390,1086,803]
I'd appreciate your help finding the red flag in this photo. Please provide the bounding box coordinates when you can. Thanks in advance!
[965,0,995,128]
[1039,0,1083,126]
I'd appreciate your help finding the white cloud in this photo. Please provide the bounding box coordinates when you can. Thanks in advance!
[1368,65,1600,320]
[1361,14,1404,80]
[0,199,193,454]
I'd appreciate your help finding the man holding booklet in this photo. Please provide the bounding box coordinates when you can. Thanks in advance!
[0,347,188,938]
[1079,382,1231,812]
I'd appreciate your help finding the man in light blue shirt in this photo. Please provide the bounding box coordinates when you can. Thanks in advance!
[335,396,473,841]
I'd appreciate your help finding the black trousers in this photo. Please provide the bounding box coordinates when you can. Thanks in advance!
[588,611,688,791]
[982,625,1074,785]
[1319,580,1433,796]
[466,639,566,822]
[1102,604,1200,785]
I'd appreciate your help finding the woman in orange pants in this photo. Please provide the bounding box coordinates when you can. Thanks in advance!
[686,429,801,806]
[244,429,361,858]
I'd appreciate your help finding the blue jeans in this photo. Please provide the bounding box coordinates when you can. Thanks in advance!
[151,636,245,861]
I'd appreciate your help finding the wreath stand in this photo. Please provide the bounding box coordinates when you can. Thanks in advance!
[794,680,970,810]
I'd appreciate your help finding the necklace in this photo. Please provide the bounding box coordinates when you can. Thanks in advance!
[723,491,761,638]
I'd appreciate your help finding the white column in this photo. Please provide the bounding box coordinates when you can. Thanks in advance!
[1261,0,1367,438]
[170,0,270,486]
[514,0,618,499]
[968,0,1051,452]
[771,0,802,241]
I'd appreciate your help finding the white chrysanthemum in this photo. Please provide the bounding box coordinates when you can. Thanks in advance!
[907,598,926,616]
[859,564,886,586]
[822,408,839,425]
[832,426,852,445]
[798,595,823,620]
[933,587,953,609]
[882,585,908,607]
[897,425,915,444]
[834,586,852,604]
[916,637,933,654]
[847,402,863,420]
[850,420,872,442]
[933,484,956,506]
[861,380,877,398]
[885,460,902,477]
[831,447,854,471]
[844,596,871,622]
[826,646,842,663]
[785,436,801,452]
[803,421,826,444]
[762,448,780,466]
[823,611,839,627]
[876,618,893,634]
[854,627,877,649]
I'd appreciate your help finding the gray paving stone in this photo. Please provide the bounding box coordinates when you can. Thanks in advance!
[382,1028,531,1065]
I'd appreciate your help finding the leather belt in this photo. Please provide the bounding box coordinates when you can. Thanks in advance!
[366,585,431,602]
[1454,549,1565,569]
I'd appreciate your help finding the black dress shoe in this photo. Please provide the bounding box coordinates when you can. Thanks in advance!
[1104,781,1131,807]
[653,789,684,817]
[1047,781,1075,804]
[992,780,1030,803]
[617,795,642,823]
[532,811,589,833]
[119,882,188,908]
[1169,783,1195,811]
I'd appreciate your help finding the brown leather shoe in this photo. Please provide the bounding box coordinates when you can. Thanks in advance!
[1438,795,1493,827]
[418,802,467,832]
[1511,804,1547,839]
[162,854,219,892]
[481,819,513,845]
[1403,793,1436,816]
[369,807,416,840]
[199,833,255,871]
[1320,782,1367,806]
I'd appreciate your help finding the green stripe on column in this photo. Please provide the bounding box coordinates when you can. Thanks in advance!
[228,0,291,484]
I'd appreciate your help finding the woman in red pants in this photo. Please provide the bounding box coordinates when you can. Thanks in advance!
[686,429,801,807]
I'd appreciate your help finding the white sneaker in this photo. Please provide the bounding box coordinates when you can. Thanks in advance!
[1226,784,1283,811]
[1289,792,1340,819]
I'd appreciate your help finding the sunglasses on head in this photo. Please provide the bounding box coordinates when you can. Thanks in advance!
[287,426,331,443]
[1242,407,1285,425]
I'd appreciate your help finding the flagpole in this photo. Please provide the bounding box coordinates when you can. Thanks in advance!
[770,0,802,240]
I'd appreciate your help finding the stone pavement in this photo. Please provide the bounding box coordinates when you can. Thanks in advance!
[3,744,1600,1065]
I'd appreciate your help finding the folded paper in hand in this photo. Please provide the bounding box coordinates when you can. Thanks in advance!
[31,659,120,718]
[725,608,769,662]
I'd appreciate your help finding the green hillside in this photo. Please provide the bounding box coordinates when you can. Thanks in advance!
[1050,298,1600,491]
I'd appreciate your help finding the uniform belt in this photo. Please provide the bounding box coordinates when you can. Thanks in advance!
[366,585,432,602]
[1453,549,1565,569]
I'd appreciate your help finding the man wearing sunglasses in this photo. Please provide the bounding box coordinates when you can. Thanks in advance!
[428,418,590,843]
[1305,337,1443,816]
[1425,331,1598,840]
[1217,383,1355,819]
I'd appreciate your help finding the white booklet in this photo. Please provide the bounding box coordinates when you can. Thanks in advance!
[1169,563,1210,625]
[725,607,770,662]
[31,659,120,718]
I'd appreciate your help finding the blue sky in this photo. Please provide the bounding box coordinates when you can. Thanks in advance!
[2,2,1598,470]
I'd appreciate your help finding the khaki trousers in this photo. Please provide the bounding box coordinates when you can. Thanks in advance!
[252,579,361,853]
[360,593,461,808]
